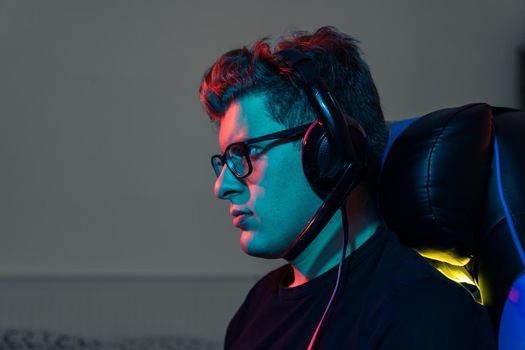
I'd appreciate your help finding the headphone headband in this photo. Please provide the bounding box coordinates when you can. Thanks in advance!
[275,48,356,162]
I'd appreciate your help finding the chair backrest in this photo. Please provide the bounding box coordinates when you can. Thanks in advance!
[378,103,525,347]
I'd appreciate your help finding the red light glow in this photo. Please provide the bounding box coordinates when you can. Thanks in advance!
[508,288,520,303]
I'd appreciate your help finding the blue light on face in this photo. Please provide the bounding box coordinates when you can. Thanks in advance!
[499,272,525,350]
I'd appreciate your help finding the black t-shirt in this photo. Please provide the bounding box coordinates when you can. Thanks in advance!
[224,223,497,349]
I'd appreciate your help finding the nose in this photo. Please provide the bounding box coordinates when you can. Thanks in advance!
[214,164,244,200]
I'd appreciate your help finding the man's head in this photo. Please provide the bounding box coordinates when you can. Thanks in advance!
[199,26,387,259]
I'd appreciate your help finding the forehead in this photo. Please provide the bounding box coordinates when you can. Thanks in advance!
[218,93,284,152]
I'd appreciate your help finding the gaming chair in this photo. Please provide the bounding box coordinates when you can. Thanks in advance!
[378,103,525,349]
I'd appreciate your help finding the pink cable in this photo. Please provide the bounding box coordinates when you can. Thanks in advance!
[307,205,348,350]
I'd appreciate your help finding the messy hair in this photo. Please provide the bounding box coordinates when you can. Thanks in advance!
[199,26,387,164]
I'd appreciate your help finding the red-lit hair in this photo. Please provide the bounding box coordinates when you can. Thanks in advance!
[199,26,387,162]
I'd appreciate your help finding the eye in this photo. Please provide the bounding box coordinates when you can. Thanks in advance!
[249,146,264,158]
[228,143,248,158]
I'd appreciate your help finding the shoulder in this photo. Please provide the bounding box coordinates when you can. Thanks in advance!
[367,277,496,349]
[367,226,473,297]
[363,228,496,349]
[372,228,484,317]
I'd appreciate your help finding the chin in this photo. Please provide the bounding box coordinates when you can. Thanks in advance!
[240,231,283,259]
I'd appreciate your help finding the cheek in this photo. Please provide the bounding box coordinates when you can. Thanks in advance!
[244,158,268,216]
[246,156,268,183]
[252,153,297,194]
[249,152,311,212]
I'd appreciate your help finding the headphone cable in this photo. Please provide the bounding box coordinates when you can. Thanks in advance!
[307,202,349,350]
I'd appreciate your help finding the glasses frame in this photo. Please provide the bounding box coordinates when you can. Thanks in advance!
[211,122,312,179]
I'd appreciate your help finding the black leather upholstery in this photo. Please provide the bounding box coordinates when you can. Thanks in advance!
[378,103,525,338]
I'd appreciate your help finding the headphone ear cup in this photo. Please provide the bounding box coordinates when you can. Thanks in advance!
[302,121,343,199]
[301,117,369,199]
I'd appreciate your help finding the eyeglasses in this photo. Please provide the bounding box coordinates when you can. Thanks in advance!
[211,123,311,179]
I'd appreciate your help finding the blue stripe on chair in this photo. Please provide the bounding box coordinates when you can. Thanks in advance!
[494,135,525,267]
[381,116,420,168]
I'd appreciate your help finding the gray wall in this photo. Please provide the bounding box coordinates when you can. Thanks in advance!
[1,0,524,341]
[2,0,524,278]
[0,276,257,341]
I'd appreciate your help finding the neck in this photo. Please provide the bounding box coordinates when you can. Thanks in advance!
[286,194,380,288]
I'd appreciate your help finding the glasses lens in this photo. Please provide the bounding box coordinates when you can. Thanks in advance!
[226,143,250,178]
[211,156,224,177]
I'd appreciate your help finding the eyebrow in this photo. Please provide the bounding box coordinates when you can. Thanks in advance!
[220,123,311,153]
[220,133,265,152]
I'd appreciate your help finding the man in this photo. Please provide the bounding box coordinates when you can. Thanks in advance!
[199,27,496,349]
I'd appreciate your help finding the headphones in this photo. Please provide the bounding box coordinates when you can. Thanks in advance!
[274,48,370,261]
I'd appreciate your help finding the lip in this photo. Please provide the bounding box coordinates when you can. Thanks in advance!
[230,208,252,217]
[233,213,252,228]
